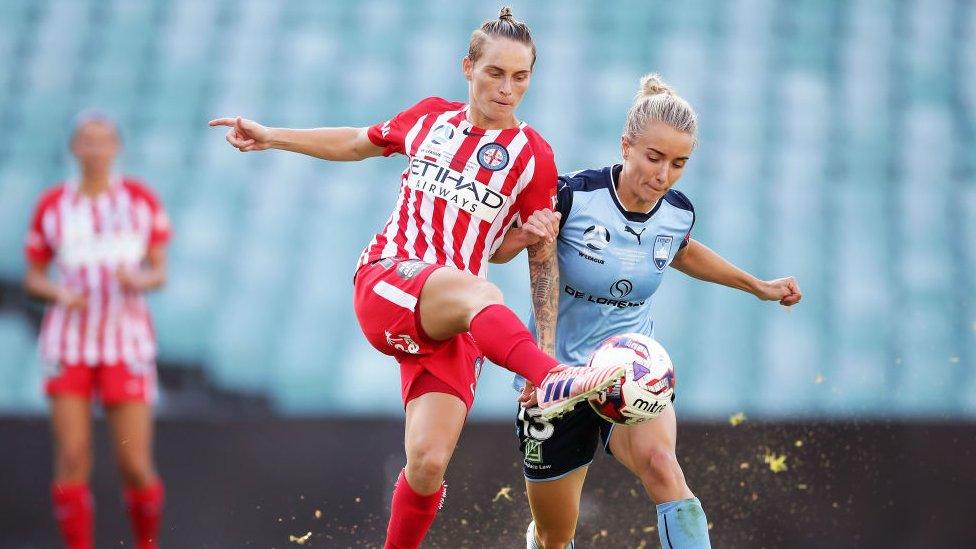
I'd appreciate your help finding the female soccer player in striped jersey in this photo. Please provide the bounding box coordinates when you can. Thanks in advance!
[495,75,802,548]
[209,8,623,548]
[24,113,170,549]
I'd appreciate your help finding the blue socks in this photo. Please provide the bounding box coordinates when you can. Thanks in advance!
[656,497,711,548]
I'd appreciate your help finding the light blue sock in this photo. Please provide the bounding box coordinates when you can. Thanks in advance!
[656,497,711,549]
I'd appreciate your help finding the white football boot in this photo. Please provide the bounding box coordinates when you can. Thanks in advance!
[535,364,625,420]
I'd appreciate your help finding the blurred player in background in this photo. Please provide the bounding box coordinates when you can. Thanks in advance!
[23,113,170,549]
[209,7,624,548]
[494,75,802,548]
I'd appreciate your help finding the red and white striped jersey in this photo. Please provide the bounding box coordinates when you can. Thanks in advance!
[24,176,171,367]
[359,97,557,277]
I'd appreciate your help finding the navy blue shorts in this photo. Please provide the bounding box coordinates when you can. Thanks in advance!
[515,403,615,481]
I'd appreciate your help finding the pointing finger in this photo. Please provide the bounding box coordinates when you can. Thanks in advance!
[209,118,236,127]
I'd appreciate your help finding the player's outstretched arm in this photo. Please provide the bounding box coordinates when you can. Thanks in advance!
[671,239,802,306]
[208,117,384,161]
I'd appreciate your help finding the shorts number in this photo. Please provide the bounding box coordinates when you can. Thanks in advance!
[518,406,554,441]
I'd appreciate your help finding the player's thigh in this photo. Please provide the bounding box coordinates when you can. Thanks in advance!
[526,466,588,543]
[607,404,678,475]
[404,391,467,463]
[50,395,93,457]
[105,401,156,476]
[418,266,502,340]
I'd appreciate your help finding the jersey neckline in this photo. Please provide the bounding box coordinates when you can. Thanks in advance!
[460,104,525,133]
[606,164,664,222]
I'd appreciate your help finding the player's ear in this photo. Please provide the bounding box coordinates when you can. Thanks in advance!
[620,135,630,161]
[462,56,473,81]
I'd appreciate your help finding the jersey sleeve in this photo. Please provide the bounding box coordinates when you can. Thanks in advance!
[366,97,445,157]
[127,180,172,248]
[554,176,574,231]
[670,189,695,250]
[24,196,54,265]
[516,136,558,225]
[145,190,171,248]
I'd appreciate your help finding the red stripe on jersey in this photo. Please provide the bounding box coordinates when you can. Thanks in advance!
[409,188,429,261]
[96,264,110,363]
[408,111,442,158]
[391,177,412,259]
[370,194,397,262]
[74,265,89,364]
[501,141,535,196]
[447,109,468,127]
[471,208,522,276]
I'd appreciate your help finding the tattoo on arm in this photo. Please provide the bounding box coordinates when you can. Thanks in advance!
[527,242,559,357]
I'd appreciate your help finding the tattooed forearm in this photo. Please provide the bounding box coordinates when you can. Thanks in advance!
[528,241,559,357]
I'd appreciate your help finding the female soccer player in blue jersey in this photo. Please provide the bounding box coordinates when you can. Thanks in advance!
[493,74,802,549]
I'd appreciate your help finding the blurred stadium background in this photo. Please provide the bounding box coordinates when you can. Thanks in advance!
[0,0,974,547]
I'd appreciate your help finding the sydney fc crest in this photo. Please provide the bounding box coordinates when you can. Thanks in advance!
[653,235,673,270]
[477,143,509,171]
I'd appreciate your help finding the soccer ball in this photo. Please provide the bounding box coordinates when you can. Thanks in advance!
[586,333,675,425]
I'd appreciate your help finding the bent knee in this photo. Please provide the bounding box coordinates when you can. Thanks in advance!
[462,278,504,314]
[639,449,686,488]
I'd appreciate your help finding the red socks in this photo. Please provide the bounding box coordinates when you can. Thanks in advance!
[125,482,165,549]
[385,470,445,549]
[468,304,558,386]
[52,483,94,549]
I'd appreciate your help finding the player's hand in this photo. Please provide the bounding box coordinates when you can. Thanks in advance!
[116,266,148,293]
[518,381,538,408]
[208,116,272,152]
[521,209,561,245]
[755,276,802,306]
[56,287,87,311]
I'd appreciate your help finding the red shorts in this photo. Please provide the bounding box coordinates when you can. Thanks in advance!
[45,361,157,406]
[353,258,484,411]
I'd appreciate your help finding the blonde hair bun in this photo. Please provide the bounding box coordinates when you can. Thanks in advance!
[638,73,674,99]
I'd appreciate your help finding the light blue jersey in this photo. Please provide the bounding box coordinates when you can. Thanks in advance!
[527,164,695,368]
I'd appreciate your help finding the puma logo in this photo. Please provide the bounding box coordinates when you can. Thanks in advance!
[624,226,646,245]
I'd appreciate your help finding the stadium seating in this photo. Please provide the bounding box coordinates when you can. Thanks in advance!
[0,0,972,418]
